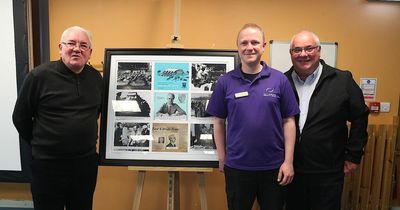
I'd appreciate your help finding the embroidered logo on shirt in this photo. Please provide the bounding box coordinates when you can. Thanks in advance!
[263,88,278,98]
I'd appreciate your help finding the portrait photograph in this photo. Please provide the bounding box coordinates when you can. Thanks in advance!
[154,92,188,121]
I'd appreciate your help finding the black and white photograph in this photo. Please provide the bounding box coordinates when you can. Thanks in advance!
[191,93,211,119]
[191,63,226,91]
[190,123,215,150]
[114,91,151,117]
[165,133,178,149]
[154,92,188,121]
[116,62,152,90]
[113,122,150,152]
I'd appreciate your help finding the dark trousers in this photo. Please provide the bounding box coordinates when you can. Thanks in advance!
[224,166,286,210]
[31,153,98,210]
[286,172,344,210]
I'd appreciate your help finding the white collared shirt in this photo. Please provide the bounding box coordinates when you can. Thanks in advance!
[291,63,322,133]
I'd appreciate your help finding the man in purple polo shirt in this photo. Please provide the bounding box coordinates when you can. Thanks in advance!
[206,23,300,210]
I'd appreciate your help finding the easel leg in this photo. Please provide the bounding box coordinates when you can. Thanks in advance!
[167,171,180,210]
[132,170,146,210]
[197,172,208,210]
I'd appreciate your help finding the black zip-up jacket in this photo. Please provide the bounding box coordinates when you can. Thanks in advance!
[285,60,369,174]
[12,60,103,159]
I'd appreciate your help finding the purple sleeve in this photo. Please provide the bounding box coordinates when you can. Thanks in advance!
[206,76,227,119]
[280,76,300,118]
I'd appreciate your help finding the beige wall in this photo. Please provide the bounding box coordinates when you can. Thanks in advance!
[48,0,400,124]
[1,0,399,209]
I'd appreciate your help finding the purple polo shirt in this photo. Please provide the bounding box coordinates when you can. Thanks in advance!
[207,62,299,171]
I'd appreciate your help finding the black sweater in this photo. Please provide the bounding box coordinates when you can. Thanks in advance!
[285,60,369,174]
[13,60,103,159]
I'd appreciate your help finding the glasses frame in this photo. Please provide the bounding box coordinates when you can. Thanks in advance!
[290,45,320,55]
[61,41,91,51]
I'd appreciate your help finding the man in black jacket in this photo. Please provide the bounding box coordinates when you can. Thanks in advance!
[285,30,369,210]
[12,26,103,210]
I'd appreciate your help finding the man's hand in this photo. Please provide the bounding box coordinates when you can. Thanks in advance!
[344,161,358,174]
[277,161,294,186]
[218,158,225,172]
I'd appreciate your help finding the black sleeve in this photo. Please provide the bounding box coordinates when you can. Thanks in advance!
[344,71,370,164]
[12,72,37,143]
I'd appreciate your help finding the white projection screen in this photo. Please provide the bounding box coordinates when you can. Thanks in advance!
[0,0,22,171]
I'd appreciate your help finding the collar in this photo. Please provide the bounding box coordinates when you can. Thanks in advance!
[57,59,88,77]
[291,62,322,84]
[231,61,271,79]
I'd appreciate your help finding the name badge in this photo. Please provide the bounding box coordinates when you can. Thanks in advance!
[234,91,249,98]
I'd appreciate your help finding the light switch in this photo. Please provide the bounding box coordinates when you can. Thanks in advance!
[380,102,390,113]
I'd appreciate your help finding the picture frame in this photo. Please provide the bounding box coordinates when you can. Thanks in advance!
[99,48,239,167]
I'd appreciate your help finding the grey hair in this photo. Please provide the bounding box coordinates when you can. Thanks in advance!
[290,30,321,48]
[60,26,93,47]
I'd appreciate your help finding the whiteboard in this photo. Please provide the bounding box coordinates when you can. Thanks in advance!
[269,40,337,73]
[0,0,21,171]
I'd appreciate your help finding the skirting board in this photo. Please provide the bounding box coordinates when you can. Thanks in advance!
[0,200,33,208]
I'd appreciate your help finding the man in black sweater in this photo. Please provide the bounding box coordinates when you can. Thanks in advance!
[12,26,103,210]
[284,30,369,210]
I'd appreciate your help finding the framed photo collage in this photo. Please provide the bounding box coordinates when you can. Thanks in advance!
[99,48,239,167]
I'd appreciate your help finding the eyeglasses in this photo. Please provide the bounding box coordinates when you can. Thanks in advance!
[290,45,320,55]
[61,41,91,51]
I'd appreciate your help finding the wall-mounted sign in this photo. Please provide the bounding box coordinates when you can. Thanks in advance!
[360,78,377,101]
